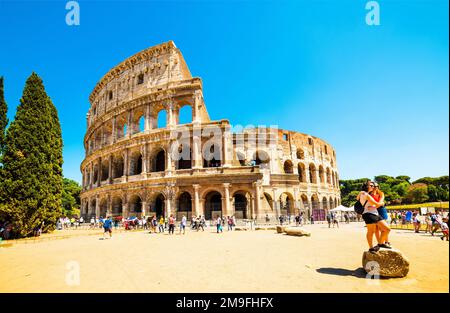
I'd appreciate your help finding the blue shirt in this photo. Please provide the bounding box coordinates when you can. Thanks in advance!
[103,219,112,228]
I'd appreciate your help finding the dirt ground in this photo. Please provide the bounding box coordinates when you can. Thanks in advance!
[0,222,448,293]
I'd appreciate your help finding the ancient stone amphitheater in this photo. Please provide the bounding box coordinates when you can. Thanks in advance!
[80,41,340,222]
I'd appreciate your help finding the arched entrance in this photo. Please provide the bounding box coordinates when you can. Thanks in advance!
[152,150,166,172]
[311,194,324,221]
[233,191,250,219]
[99,198,108,218]
[177,192,192,220]
[204,191,222,220]
[129,194,143,217]
[153,193,166,218]
[112,196,123,216]
[279,193,295,217]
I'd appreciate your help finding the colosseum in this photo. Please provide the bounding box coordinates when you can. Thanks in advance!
[80,41,341,223]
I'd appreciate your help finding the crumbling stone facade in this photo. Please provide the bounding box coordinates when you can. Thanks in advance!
[80,41,340,222]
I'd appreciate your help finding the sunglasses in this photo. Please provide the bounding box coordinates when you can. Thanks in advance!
[369,184,374,187]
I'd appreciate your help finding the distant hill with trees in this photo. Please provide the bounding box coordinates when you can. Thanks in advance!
[340,175,449,207]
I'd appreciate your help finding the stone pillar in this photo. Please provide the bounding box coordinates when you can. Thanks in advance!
[126,110,132,136]
[166,144,173,175]
[90,162,94,188]
[254,181,262,220]
[145,103,151,131]
[112,117,117,143]
[97,157,102,187]
[166,101,175,128]
[95,196,100,217]
[123,202,129,218]
[108,155,113,183]
[193,184,200,217]
[123,149,129,179]
[293,187,299,214]
[192,134,202,169]
[142,145,148,174]
[272,188,279,220]
[223,183,231,217]
[142,201,147,217]
[192,91,201,124]
[222,126,231,167]
[165,199,172,217]
[107,196,112,216]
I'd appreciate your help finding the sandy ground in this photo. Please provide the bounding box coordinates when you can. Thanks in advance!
[0,222,448,293]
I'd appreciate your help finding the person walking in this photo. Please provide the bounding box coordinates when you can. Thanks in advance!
[216,216,222,233]
[180,215,187,235]
[327,212,332,228]
[413,212,421,233]
[102,216,113,239]
[333,212,340,228]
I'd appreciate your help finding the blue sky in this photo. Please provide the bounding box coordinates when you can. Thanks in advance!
[0,0,448,183]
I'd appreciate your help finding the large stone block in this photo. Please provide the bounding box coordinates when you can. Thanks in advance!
[284,227,311,237]
[362,248,410,278]
[276,225,286,233]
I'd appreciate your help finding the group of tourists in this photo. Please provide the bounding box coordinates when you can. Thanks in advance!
[326,211,340,228]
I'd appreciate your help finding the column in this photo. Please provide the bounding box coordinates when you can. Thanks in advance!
[112,117,117,143]
[95,195,100,217]
[165,199,172,217]
[97,157,102,187]
[272,188,279,220]
[254,181,262,220]
[293,187,299,214]
[193,184,200,217]
[145,103,151,131]
[107,196,112,216]
[166,101,175,128]
[192,134,202,169]
[108,155,113,184]
[127,110,132,136]
[142,145,148,174]
[123,202,129,218]
[90,163,94,188]
[123,149,129,178]
[192,91,201,124]
[222,126,231,167]
[166,143,173,175]
[142,201,148,217]
[223,183,231,217]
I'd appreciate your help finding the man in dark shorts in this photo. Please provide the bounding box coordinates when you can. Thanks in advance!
[103,216,113,239]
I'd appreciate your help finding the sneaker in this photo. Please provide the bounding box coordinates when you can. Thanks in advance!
[378,243,392,249]
[441,237,444,241]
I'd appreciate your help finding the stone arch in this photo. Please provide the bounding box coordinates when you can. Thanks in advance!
[204,190,222,220]
[326,167,331,185]
[279,192,295,216]
[311,194,325,221]
[203,142,221,168]
[322,196,329,211]
[296,148,305,160]
[262,192,274,212]
[131,107,145,134]
[128,194,143,215]
[101,159,109,181]
[232,190,251,219]
[309,163,317,184]
[283,160,294,174]
[298,163,307,182]
[252,150,270,166]
[93,164,99,185]
[89,198,97,217]
[115,113,127,138]
[129,150,143,175]
[177,103,193,125]
[176,192,192,220]
[150,193,166,218]
[300,194,309,210]
[174,143,192,170]
[236,151,246,166]
[99,198,108,218]
[151,148,166,172]
[329,197,336,210]
[318,165,325,184]
[112,195,123,216]
[112,154,124,179]
[156,108,167,128]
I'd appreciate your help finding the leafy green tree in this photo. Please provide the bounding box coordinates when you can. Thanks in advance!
[0,76,8,156]
[403,183,429,204]
[62,178,81,216]
[395,175,411,183]
[392,181,409,197]
[0,73,63,237]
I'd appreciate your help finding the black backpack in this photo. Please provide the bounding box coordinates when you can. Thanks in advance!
[354,199,368,215]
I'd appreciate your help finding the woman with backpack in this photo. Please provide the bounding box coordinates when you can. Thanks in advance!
[370,183,391,246]
[356,181,392,254]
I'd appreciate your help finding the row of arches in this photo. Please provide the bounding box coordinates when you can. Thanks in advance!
[295,162,339,187]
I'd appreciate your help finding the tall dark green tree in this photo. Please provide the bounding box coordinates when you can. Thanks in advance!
[0,73,63,237]
[0,76,8,156]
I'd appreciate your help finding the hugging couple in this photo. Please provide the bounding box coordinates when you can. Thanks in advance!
[357,181,392,254]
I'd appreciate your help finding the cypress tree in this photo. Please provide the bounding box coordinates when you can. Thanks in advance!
[0,76,8,155]
[0,73,63,237]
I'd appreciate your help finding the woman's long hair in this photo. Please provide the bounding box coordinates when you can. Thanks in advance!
[361,180,372,192]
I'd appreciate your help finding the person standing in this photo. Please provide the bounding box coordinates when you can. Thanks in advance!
[227,216,233,231]
[412,213,421,233]
[371,183,391,246]
[158,216,165,233]
[327,212,332,228]
[357,181,391,253]
[168,214,175,235]
[180,215,187,235]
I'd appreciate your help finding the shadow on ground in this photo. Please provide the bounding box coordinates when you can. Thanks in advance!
[316,267,367,279]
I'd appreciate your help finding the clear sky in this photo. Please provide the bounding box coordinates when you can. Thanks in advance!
[0,0,448,183]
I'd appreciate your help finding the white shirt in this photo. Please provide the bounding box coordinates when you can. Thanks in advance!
[359,192,379,215]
